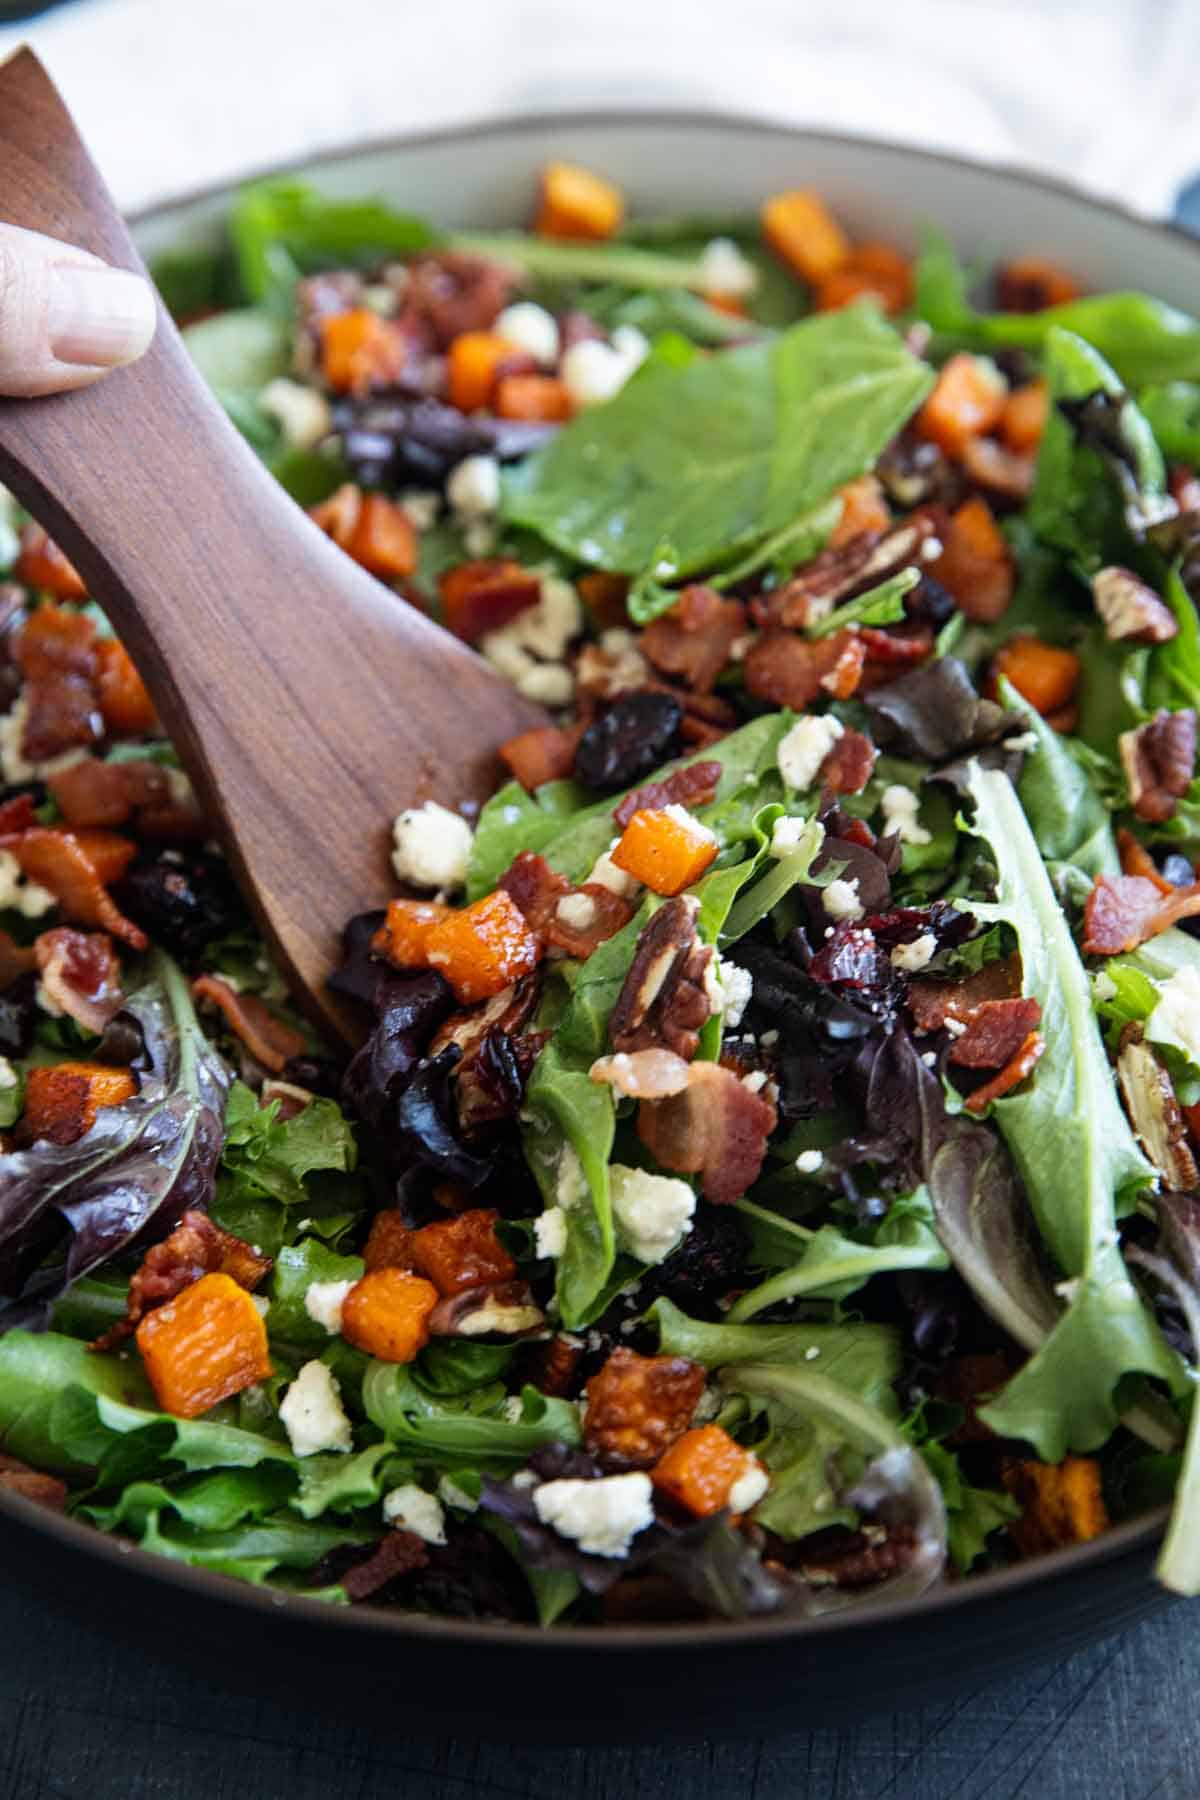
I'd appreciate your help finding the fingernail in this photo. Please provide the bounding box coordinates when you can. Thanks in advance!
[48,262,157,369]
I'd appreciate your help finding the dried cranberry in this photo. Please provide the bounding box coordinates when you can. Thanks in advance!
[636,1205,750,1318]
[574,692,684,791]
[0,970,36,1057]
[111,851,242,965]
[904,574,956,630]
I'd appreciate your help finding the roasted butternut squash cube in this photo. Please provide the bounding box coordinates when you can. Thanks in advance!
[319,307,406,394]
[992,636,1081,717]
[447,330,517,413]
[340,1267,439,1362]
[136,1271,272,1419]
[536,161,624,240]
[917,353,1007,459]
[409,1208,516,1297]
[611,805,718,896]
[829,475,891,548]
[931,495,1015,624]
[94,639,158,736]
[22,1061,136,1147]
[761,190,850,285]
[423,889,542,1003]
[1000,380,1049,454]
[652,1424,766,1519]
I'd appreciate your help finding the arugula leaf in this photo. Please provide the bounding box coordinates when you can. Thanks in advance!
[728,1190,948,1320]
[807,566,919,638]
[231,179,434,305]
[502,306,932,579]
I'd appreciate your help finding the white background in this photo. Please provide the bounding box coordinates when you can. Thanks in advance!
[1,0,1198,216]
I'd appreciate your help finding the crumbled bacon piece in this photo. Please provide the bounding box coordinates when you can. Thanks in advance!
[589,1047,692,1098]
[9,828,146,949]
[192,974,307,1072]
[0,1455,68,1510]
[742,629,865,709]
[1117,827,1174,893]
[1083,873,1200,955]
[92,1208,272,1349]
[33,927,124,1034]
[545,884,635,959]
[12,523,87,601]
[12,605,102,762]
[641,586,745,694]
[440,560,542,643]
[584,1347,706,1470]
[499,852,572,933]
[608,897,714,1060]
[636,1060,776,1205]
[906,955,1022,1032]
[948,997,1043,1071]
[405,251,514,347]
[963,1031,1045,1113]
[47,756,202,838]
[498,724,582,791]
[0,929,36,988]
[818,727,876,795]
[612,760,722,830]
[1119,709,1196,824]
[0,794,35,837]
[343,1529,430,1602]
[496,854,634,961]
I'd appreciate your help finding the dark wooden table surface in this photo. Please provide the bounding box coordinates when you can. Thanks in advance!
[2,1574,1197,1799]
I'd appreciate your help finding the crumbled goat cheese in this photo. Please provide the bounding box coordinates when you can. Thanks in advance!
[383,1484,447,1544]
[503,1396,525,1423]
[279,1360,353,1457]
[891,933,938,973]
[446,453,501,518]
[777,714,844,791]
[481,573,582,698]
[610,1164,696,1265]
[728,1463,769,1513]
[438,1475,479,1513]
[303,1278,355,1336]
[517,661,574,707]
[880,784,932,847]
[561,327,649,408]
[921,1051,938,1068]
[795,1149,824,1174]
[692,1387,722,1425]
[257,377,332,452]
[1005,731,1041,753]
[535,1206,569,1259]
[464,520,497,558]
[720,962,754,1030]
[943,1017,967,1039]
[770,814,818,859]
[821,877,864,922]
[597,628,649,690]
[390,801,473,891]
[742,1070,769,1094]
[533,1471,655,1558]
[662,801,716,844]
[698,237,759,298]
[1149,964,1200,1065]
[399,488,441,532]
[556,892,597,932]
[1092,971,1119,1002]
[495,301,560,367]
[556,1143,589,1211]
[0,848,55,918]
[587,844,642,900]
[0,1057,16,1090]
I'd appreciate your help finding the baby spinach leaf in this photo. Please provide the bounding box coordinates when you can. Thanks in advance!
[1146,564,1200,713]
[232,179,435,305]
[710,496,839,592]
[502,306,933,579]
[467,778,593,900]
[1140,381,1200,462]
[268,1240,364,1349]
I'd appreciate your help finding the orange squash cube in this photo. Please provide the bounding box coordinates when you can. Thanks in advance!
[992,636,1081,717]
[319,307,406,394]
[439,559,541,642]
[829,475,891,548]
[917,353,1008,459]
[423,889,543,1003]
[611,805,718,897]
[363,1210,416,1272]
[372,897,451,970]
[22,1061,136,1147]
[652,1424,767,1519]
[536,161,624,241]
[409,1208,516,1297]
[995,257,1081,313]
[761,190,850,286]
[447,331,518,413]
[1000,380,1049,454]
[340,1267,439,1362]
[931,496,1014,624]
[815,244,912,316]
[136,1271,273,1419]
[94,639,158,736]
[342,493,417,580]
[499,724,580,792]
[494,374,572,422]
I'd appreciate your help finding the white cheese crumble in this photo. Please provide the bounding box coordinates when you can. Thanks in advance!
[561,327,649,408]
[770,814,811,858]
[0,848,55,919]
[0,1057,16,1090]
[257,377,332,452]
[1149,964,1200,1064]
[891,933,938,973]
[535,1206,569,1259]
[777,714,844,791]
[390,800,473,892]
[821,877,864,922]
[495,301,560,367]
[1092,971,1119,1002]
[795,1149,824,1174]
[662,801,717,844]
[556,1143,588,1212]
[532,1471,655,1558]
[556,893,597,933]
[587,844,642,900]
[610,1164,696,1265]
[728,1463,769,1513]
[382,1483,447,1544]
[515,661,574,707]
[303,1278,355,1337]
[279,1360,352,1458]
[699,237,759,299]
[446,453,501,518]
[742,1070,769,1094]
[438,1475,479,1513]
[720,962,754,1030]
[880,784,932,847]
[481,572,582,700]
[399,488,441,532]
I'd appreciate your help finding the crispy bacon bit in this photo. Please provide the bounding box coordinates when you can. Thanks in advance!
[1116,1034,1198,1188]
[641,586,745,695]
[439,560,542,644]
[1092,567,1180,644]
[1083,873,1200,956]
[948,997,1043,1071]
[12,605,103,762]
[343,1529,430,1602]
[818,726,877,795]
[12,523,87,601]
[755,519,933,631]
[499,852,572,933]
[589,1047,692,1098]
[612,760,722,830]
[191,975,307,1073]
[546,884,635,959]
[0,1455,68,1510]
[608,896,714,1060]
[92,1208,272,1349]
[636,1060,776,1205]
[584,1347,706,1470]
[1117,827,1174,893]
[1119,709,1197,824]
[499,724,582,791]
[0,929,36,988]
[907,955,1022,1033]
[742,629,866,709]
[10,829,146,949]
[47,756,201,838]
[0,794,36,837]
[33,927,124,1034]
[406,251,514,347]
[963,1031,1045,1113]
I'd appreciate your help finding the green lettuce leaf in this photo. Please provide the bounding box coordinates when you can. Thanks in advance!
[728,1190,948,1320]
[231,178,434,305]
[649,1298,901,1415]
[268,1240,365,1349]
[999,676,1119,876]
[363,1364,581,1468]
[918,1440,1019,1573]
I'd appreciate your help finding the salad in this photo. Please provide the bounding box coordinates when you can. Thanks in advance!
[2,159,1200,1629]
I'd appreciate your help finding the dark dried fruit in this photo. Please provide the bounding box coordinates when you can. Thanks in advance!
[574,691,684,792]
[110,851,242,965]
[0,970,37,1058]
[637,1204,749,1317]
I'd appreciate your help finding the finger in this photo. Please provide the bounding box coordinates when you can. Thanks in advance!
[0,223,157,398]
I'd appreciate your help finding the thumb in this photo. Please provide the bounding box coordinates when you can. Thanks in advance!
[0,222,157,399]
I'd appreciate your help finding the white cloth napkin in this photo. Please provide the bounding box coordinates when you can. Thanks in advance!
[3,0,1199,217]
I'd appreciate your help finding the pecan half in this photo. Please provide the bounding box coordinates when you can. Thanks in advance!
[1116,1034,1198,1189]
[754,518,934,631]
[1119,709,1197,823]
[1092,567,1180,644]
[608,896,715,1060]
[428,1280,544,1338]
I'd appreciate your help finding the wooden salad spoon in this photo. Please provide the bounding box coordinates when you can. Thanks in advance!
[0,50,549,1039]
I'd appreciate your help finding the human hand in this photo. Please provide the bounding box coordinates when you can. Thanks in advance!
[0,222,156,398]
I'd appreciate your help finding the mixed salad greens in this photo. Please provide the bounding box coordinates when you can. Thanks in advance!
[3,159,1200,1625]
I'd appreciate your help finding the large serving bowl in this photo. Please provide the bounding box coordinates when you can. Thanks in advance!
[1,113,1195,1742]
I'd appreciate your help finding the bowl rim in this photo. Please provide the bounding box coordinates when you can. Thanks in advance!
[4,105,1190,1653]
